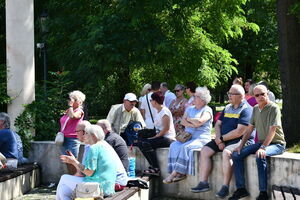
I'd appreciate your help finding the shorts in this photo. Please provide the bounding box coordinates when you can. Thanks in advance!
[205,139,241,153]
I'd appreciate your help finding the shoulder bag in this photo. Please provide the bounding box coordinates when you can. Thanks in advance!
[138,93,157,139]
[55,116,69,146]
[175,130,192,143]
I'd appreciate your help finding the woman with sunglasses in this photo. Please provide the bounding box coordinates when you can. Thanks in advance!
[169,84,188,133]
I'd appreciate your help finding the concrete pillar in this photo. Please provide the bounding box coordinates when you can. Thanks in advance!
[6,0,35,129]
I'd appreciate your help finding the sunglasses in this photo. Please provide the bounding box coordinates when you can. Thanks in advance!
[254,93,266,98]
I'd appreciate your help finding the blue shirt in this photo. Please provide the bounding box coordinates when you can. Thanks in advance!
[0,129,18,159]
[218,100,254,144]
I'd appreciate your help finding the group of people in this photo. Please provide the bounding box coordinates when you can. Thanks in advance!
[53,79,285,200]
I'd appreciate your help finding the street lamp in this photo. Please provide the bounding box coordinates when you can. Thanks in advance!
[38,11,49,95]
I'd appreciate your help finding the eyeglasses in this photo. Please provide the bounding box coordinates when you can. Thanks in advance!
[254,93,266,98]
[227,92,241,96]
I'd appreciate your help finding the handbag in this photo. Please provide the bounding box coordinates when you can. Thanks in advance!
[74,182,103,199]
[55,116,69,146]
[175,130,192,143]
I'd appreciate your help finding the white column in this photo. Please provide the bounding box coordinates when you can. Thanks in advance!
[6,0,35,130]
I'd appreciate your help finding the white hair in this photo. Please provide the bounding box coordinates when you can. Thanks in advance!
[231,84,245,95]
[85,124,105,141]
[97,119,112,132]
[69,90,86,105]
[77,120,91,130]
[194,87,212,105]
[140,83,151,96]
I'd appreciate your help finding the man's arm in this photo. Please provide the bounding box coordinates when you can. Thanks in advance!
[222,124,248,142]
[256,125,277,159]
[134,109,146,128]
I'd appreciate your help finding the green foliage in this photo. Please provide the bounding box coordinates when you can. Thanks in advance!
[0,64,11,106]
[39,0,259,116]
[15,71,72,152]
[287,143,300,153]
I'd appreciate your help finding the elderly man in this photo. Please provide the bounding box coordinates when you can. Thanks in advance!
[97,119,129,171]
[107,93,145,138]
[191,85,254,198]
[0,112,19,169]
[160,82,176,109]
[229,85,286,200]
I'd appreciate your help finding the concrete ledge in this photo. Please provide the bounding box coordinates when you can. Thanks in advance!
[0,165,40,200]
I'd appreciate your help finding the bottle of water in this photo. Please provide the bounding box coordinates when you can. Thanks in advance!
[128,145,136,178]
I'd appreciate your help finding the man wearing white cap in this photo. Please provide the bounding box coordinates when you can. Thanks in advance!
[107,93,145,136]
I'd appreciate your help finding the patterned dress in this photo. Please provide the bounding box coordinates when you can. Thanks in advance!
[168,105,212,175]
[170,98,188,133]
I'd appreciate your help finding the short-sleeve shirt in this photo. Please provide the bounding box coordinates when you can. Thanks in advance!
[140,92,158,129]
[163,90,176,108]
[218,100,254,144]
[0,129,18,159]
[154,106,176,140]
[83,142,117,196]
[250,102,286,145]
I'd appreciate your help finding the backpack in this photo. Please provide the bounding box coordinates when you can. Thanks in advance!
[124,121,143,146]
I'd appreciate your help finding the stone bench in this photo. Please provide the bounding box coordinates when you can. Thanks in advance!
[0,163,40,200]
[29,141,300,200]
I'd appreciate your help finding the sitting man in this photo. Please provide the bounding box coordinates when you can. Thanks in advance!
[229,85,286,200]
[97,119,129,172]
[190,85,254,198]
[75,120,128,191]
[0,112,19,169]
[107,93,145,141]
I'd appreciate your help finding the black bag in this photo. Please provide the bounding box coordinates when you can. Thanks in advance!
[138,128,157,139]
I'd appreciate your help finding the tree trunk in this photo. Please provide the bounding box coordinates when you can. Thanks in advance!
[277,0,300,146]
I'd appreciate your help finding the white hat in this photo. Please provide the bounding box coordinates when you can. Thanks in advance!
[124,93,138,102]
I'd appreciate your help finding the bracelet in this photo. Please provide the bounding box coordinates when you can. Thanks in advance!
[220,136,225,142]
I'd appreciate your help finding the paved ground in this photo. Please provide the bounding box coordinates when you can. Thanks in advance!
[14,186,56,200]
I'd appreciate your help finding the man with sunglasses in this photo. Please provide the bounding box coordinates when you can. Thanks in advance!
[191,85,254,198]
[229,85,286,200]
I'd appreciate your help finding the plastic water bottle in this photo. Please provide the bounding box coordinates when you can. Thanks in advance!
[128,145,136,178]
[128,157,136,178]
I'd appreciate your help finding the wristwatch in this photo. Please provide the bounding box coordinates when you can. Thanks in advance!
[220,136,224,143]
[260,145,267,150]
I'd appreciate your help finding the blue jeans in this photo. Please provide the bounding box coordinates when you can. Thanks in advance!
[232,143,285,191]
[61,137,80,157]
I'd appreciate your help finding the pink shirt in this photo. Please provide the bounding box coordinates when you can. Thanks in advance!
[60,108,84,138]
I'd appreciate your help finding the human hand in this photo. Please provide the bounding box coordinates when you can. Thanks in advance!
[218,143,225,150]
[60,154,76,164]
[215,137,222,145]
[233,145,243,155]
[256,148,266,159]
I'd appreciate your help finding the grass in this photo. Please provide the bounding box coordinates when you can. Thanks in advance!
[286,143,300,153]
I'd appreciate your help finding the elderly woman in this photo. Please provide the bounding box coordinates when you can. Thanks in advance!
[60,90,85,158]
[169,84,188,132]
[185,81,197,108]
[138,91,176,176]
[163,87,212,183]
[138,83,151,109]
[56,125,118,200]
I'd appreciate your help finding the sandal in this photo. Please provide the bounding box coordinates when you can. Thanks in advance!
[163,175,174,184]
[143,167,161,176]
[172,174,186,182]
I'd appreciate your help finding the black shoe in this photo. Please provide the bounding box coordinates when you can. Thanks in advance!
[228,188,250,200]
[256,191,268,200]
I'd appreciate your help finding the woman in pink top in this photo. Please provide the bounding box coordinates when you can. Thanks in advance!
[60,90,85,158]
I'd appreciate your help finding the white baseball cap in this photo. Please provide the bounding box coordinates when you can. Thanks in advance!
[124,93,138,102]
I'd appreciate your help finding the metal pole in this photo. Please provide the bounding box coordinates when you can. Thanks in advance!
[43,43,47,95]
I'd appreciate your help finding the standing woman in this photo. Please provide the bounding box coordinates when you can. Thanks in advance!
[185,82,197,108]
[60,90,85,158]
[138,91,176,176]
[169,84,188,132]
[163,87,212,183]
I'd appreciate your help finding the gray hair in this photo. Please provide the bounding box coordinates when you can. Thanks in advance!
[77,120,91,130]
[85,124,105,141]
[194,87,212,105]
[253,84,268,93]
[0,112,10,129]
[249,83,257,96]
[174,84,185,91]
[231,84,245,95]
[97,119,112,132]
[69,90,86,105]
[140,83,151,96]
[160,82,168,89]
